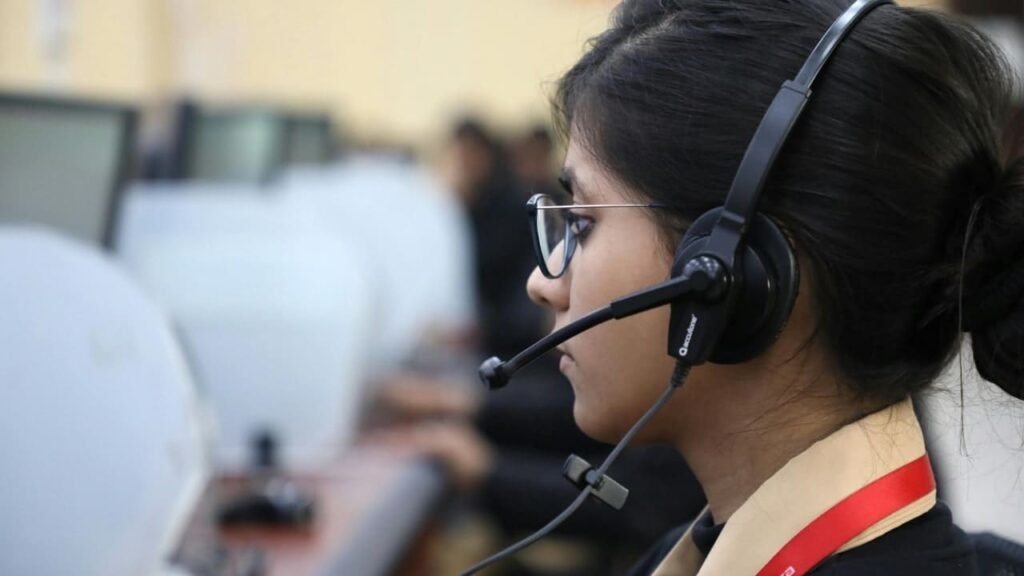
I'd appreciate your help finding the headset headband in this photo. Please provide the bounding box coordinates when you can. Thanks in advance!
[703,0,894,265]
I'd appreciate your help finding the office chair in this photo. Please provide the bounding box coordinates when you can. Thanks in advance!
[279,156,476,374]
[118,185,374,472]
[918,347,1024,543]
[0,227,210,576]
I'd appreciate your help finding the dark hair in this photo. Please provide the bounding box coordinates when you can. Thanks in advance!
[554,0,1024,404]
[524,124,554,148]
[453,117,498,155]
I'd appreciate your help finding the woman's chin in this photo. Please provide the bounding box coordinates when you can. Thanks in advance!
[572,402,620,444]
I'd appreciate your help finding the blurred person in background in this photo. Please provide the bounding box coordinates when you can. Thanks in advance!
[445,117,544,359]
[376,365,704,575]
[512,124,562,202]
[373,115,705,575]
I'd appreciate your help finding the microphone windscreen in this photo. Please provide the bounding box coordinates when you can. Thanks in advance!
[478,356,507,390]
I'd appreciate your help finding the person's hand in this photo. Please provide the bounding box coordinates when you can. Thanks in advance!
[369,420,494,492]
[375,374,481,421]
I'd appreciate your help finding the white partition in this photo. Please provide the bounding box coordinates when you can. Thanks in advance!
[921,345,1024,542]
[0,227,210,576]
[118,184,373,472]
[280,157,476,372]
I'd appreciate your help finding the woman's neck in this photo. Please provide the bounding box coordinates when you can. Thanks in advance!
[670,362,861,524]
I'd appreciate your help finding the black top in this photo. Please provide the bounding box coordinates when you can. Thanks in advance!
[628,503,977,575]
[689,511,724,557]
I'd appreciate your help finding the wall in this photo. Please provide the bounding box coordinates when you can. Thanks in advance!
[167,0,617,144]
[0,0,172,100]
[0,0,954,145]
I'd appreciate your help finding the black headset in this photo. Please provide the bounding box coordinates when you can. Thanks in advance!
[467,1,893,573]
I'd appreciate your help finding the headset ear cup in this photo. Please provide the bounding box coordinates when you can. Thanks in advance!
[671,208,799,364]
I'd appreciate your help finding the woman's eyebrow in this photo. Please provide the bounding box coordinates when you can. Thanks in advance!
[558,167,591,203]
[557,168,574,197]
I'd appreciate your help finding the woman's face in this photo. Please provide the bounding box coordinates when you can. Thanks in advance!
[526,136,680,443]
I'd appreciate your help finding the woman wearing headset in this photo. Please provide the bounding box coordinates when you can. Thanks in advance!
[514,0,1024,574]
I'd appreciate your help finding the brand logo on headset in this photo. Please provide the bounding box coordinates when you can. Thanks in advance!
[679,314,698,357]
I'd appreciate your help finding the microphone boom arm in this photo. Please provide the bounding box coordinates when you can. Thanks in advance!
[479,257,726,390]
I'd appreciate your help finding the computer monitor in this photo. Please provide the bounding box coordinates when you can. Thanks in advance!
[184,108,286,184]
[283,114,334,167]
[0,93,137,249]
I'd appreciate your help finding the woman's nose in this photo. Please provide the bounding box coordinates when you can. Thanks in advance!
[526,261,569,313]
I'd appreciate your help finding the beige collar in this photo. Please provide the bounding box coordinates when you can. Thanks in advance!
[653,397,935,576]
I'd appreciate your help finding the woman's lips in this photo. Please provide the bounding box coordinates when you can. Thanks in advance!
[558,347,575,372]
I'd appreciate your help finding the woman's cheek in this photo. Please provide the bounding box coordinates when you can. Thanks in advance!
[569,328,633,441]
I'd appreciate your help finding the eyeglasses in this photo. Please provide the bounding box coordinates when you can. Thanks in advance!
[527,193,671,279]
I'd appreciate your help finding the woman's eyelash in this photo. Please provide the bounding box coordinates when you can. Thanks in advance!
[566,211,594,238]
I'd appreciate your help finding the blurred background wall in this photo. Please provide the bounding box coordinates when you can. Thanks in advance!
[0,0,951,150]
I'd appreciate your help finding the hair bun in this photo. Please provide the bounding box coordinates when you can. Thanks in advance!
[961,157,1024,400]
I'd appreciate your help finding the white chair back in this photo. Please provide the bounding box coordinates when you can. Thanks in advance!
[118,184,373,472]
[921,346,1024,542]
[0,227,210,576]
[280,157,475,372]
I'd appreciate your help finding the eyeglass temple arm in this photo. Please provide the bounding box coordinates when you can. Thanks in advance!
[536,202,670,210]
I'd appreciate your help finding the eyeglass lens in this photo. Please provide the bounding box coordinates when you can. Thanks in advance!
[534,196,572,277]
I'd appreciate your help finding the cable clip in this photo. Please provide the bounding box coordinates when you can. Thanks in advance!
[561,454,629,510]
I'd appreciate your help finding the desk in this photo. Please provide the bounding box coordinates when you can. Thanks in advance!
[176,447,448,576]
